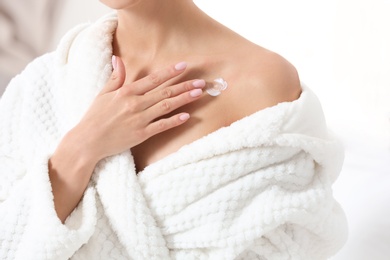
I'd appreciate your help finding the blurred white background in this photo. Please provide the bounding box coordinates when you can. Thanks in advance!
[1,0,389,259]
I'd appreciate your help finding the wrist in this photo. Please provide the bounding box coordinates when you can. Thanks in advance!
[52,128,100,178]
[49,130,99,222]
[64,125,103,165]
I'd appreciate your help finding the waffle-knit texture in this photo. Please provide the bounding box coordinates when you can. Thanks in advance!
[0,13,347,260]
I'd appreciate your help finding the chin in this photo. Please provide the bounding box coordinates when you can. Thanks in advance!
[99,0,143,9]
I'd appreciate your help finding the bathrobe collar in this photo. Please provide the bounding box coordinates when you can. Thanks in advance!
[53,13,171,259]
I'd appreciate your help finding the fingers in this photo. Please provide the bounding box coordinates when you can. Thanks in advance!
[143,86,204,123]
[144,113,191,137]
[99,55,126,95]
[141,79,206,109]
[130,62,188,95]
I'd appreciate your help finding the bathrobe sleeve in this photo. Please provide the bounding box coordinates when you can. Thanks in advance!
[0,55,97,260]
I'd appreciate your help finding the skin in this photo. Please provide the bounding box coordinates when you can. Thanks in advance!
[49,0,302,223]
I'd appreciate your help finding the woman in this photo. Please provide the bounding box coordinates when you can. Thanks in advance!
[0,0,347,259]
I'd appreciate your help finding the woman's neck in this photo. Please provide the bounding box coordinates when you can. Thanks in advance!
[113,0,209,69]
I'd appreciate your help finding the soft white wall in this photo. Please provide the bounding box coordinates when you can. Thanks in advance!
[48,0,110,50]
[195,0,390,144]
[0,0,110,93]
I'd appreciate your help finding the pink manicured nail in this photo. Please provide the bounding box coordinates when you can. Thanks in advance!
[179,113,190,121]
[192,79,206,88]
[112,55,117,71]
[190,89,203,97]
[174,62,187,71]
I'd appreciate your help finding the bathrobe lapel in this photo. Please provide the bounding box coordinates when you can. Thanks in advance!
[53,13,170,259]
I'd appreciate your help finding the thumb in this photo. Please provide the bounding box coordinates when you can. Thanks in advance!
[100,55,126,94]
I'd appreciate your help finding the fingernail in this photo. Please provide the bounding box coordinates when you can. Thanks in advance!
[190,89,203,97]
[192,79,206,88]
[174,61,187,71]
[179,113,190,121]
[112,55,117,71]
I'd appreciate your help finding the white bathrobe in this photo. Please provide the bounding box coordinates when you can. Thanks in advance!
[0,13,347,260]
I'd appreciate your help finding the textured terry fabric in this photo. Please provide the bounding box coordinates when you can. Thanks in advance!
[0,13,347,260]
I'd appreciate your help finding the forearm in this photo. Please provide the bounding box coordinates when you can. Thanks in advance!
[49,130,99,223]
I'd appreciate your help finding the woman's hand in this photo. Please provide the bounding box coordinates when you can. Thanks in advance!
[69,56,205,164]
[49,56,205,222]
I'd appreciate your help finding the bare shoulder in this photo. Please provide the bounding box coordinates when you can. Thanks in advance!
[224,43,302,121]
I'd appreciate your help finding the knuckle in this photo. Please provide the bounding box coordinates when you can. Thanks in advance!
[184,81,193,91]
[116,87,127,97]
[110,72,119,81]
[161,88,173,99]
[160,100,171,112]
[149,72,161,85]
[136,128,147,140]
[132,128,147,143]
[116,84,134,98]
[131,115,148,137]
[124,99,140,113]
[157,120,166,131]
[169,66,177,76]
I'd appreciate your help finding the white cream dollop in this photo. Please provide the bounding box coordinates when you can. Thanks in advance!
[206,78,228,97]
